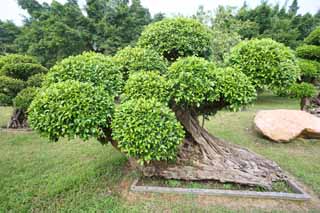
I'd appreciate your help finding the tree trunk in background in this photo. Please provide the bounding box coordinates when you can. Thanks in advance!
[142,108,286,189]
[7,109,28,129]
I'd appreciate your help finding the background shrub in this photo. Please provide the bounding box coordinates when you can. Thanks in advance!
[137,18,212,61]
[0,63,48,81]
[46,52,123,96]
[228,38,300,91]
[289,82,317,98]
[14,87,38,110]
[296,45,320,61]
[0,93,12,106]
[27,73,46,88]
[0,76,25,98]
[28,80,115,141]
[0,54,37,70]
[113,47,167,80]
[123,71,170,103]
[112,98,185,164]
[304,27,320,45]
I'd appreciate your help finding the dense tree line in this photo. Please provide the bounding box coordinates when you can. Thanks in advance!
[0,0,319,67]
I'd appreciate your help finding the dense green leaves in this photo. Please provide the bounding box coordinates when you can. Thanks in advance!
[26,73,45,88]
[112,98,184,164]
[228,38,300,91]
[304,27,320,45]
[28,80,115,142]
[46,52,123,96]
[0,63,47,81]
[297,59,320,82]
[296,45,320,61]
[123,71,170,103]
[14,87,38,110]
[289,82,317,98]
[113,47,167,80]
[0,76,25,99]
[137,18,212,61]
[0,54,36,70]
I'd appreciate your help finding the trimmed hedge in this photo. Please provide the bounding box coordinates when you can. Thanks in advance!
[14,87,38,110]
[0,76,25,98]
[27,73,46,88]
[0,54,37,70]
[289,82,317,98]
[296,45,320,61]
[304,27,320,45]
[0,63,48,81]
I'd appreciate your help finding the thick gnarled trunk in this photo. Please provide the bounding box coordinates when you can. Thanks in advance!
[7,109,28,129]
[141,108,286,189]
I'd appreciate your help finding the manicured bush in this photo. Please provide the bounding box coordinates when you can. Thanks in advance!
[137,18,212,61]
[113,47,167,80]
[289,82,317,98]
[0,63,48,81]
[296,45,320,61]
[123,71,170,103]
[46,52,123,96]
[0,76,25,98]
[228,38,300,91]
[28,80,115,141]
[27,73,46,88]
[0,54,37,70]
[14,87,38,110]
[112,98,185,164]
[297,59,320,81]
[304,27,320,45]
[0,93,12,106]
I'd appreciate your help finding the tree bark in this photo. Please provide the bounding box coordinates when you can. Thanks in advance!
[141,108,286,189]
[7,109,28,129]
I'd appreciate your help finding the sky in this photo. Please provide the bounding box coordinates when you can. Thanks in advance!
[0,0,319,25]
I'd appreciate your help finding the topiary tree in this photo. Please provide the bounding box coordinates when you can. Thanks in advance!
[227,38,300,93]
[292,27,320,116]
[0,54,48,128]
[29,18,287,189]
[137,18,212,62]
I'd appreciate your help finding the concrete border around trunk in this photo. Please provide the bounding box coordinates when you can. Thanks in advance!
[130,178,311,201]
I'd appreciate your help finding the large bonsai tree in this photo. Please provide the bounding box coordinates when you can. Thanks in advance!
[0,54,47,128]
[29,18,298,189]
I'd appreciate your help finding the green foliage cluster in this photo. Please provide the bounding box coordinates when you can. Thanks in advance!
[167,57,256,110]
[304,27,320,45]
[14,87,38,110]
[228,38,300,91]
[296,45,320,61]
[0,63,48,81]
[0,76,25,104]
[27,73,45,88]
[112,98,184,164]
[28,80,115,142]
[0,54,36,69]
[113,47,167,80]
[0,93,12,106]
[137,18,212,61]
[46,52,123,96]
[0,20,20,55]
[123,71,170,103]
[297,59,320,81]
[289,82,317,98]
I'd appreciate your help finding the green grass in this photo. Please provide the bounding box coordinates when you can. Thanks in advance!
[0,106,12,127]
[0,93,319,212]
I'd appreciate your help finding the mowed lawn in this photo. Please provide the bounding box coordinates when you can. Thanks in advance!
[1,93,320,212]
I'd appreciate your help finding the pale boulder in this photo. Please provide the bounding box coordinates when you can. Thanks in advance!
[254,110,320,142]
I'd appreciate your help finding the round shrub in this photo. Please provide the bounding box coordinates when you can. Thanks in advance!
[0,93,12,106]
[0,76,25,98]
[289,82,317,98]
[228,38,300,91]
[123,71,170,103]
[14,87,38,110]
[137,18,212,61]
[167,57,219,107]
[304,27,320,45]
[296,45,320,61]
[213,67,257,110]
[297,59,320,81]
[113,47,167,80]
[46,52,123,96]
[27,73,45,88]
[28,80,115,141]
[0,54,37,70]
[0,63,48,81]
[112,98,185,164]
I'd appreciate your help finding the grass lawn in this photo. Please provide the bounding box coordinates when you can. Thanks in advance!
[0,93,320,212]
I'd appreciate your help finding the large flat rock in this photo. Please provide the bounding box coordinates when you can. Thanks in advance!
[254,110,320,142]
